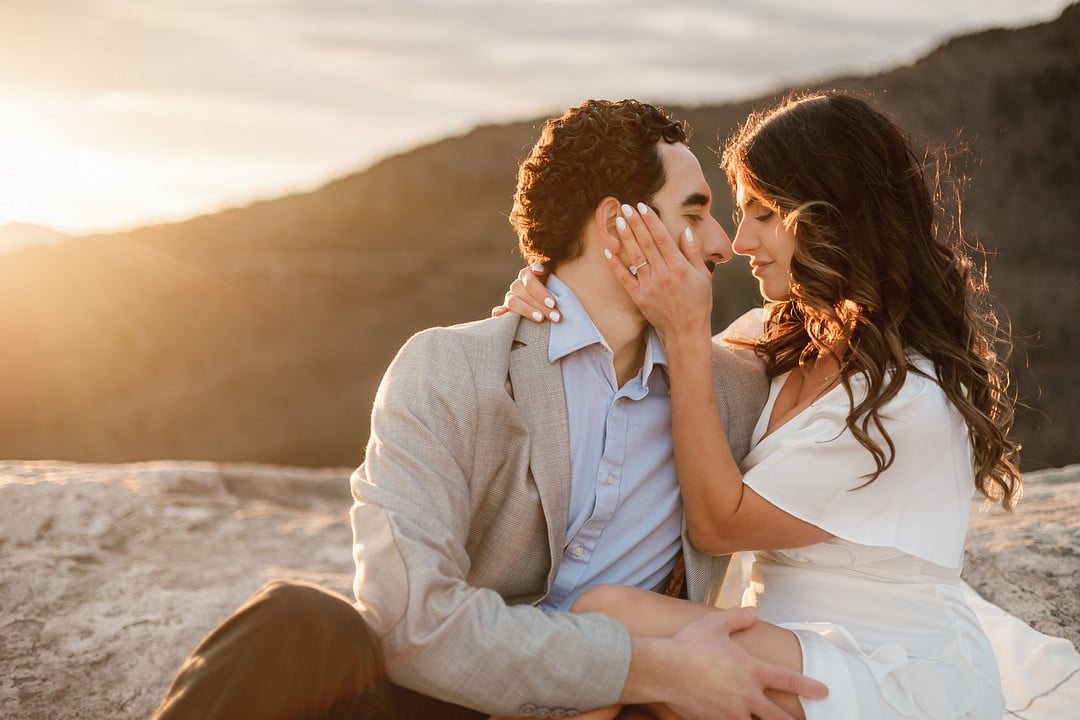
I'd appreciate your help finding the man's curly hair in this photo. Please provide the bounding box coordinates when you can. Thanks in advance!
[510,99,687,267]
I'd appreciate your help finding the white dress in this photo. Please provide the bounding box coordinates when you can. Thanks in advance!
[740,357,1003,719]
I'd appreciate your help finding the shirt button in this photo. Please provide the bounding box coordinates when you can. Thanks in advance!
[606,474,615,485]
[572,546,584,557]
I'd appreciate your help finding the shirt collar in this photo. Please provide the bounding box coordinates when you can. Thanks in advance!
[641,326,669,388]
[546,274,668,386]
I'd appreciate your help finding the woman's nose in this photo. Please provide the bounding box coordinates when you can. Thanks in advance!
[732,220,752,256]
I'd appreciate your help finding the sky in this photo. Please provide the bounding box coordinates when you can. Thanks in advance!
[0,0,1073,235]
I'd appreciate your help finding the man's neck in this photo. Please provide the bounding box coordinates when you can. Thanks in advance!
[557,258,650,387]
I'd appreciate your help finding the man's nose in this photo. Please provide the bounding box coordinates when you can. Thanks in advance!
[705,216,734,265]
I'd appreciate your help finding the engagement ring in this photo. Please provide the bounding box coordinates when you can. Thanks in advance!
[629,261,649,276]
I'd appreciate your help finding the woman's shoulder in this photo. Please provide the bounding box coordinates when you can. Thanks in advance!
[896,354,952,411]
[832,354,962,448]
[717,308,765,345]
[845,353,943,400]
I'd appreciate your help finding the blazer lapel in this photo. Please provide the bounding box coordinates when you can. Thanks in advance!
[508,319,571,584]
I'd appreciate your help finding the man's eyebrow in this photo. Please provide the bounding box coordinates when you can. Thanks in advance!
[682,192,710,208]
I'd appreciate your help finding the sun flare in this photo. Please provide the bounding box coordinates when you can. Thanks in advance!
[0,98,153,233]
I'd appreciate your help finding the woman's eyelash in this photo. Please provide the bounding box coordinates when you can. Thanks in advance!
[755,210,775,221]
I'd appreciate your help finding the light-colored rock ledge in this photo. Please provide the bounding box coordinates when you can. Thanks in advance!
[1,461,1076,719]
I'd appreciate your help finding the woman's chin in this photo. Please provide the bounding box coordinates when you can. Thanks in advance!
[759,286,791,303]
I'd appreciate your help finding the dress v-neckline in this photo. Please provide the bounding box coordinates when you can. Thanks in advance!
[752,370,844,448]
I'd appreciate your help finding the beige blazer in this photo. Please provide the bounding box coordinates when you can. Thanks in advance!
[351,313,767,717]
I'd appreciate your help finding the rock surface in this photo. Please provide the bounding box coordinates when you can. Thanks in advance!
[1,460,1077,719]
[963,464,1080,650]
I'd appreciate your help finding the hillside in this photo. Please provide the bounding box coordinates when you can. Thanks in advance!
[0,223,68,255]
[1,5,1077,469]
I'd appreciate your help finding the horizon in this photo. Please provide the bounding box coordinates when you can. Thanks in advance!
[0,0,1074,237]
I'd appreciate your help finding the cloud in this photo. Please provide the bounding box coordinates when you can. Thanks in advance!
[0,0,1072,232]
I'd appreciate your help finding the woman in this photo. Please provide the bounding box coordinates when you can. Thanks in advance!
[497,91,1020,719]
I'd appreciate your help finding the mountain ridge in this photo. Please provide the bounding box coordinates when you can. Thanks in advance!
[0,222,68,255]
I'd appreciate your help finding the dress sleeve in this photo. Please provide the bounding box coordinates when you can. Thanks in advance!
[739,366,975,569]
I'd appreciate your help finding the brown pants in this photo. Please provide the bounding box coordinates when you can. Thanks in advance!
[152,580,485,720]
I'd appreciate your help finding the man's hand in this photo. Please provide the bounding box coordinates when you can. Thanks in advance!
[628,607,827,720]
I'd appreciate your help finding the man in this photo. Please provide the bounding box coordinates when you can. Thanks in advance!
[351,99,823,719]
[153,99,825,720]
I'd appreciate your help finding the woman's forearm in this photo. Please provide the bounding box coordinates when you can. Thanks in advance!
[662,327,748,554]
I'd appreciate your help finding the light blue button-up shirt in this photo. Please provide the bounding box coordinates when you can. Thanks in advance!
[541,275,682,611]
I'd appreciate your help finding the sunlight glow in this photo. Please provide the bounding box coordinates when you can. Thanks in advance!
[0,0,1071,236]
[0,97,167,233]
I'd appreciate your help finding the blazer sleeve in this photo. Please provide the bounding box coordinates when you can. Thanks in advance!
[710,336,769,464]
[351,326,631,716]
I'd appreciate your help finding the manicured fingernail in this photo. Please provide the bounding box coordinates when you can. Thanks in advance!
[603,248,613,259]
[685,227,694,244]
[531,263,545,273]
[636,202,649,215]
[621,204,634,218]
[550,310,561,323]
[531,311,543,322]
[615,216,627,232]
[544,297,555,308]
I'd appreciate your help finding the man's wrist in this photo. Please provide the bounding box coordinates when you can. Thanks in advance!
[620,635,677,706]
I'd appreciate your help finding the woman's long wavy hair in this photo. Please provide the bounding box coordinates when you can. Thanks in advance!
[721,91,1021,509]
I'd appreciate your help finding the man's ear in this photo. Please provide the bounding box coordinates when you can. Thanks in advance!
[592,197,622,243]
